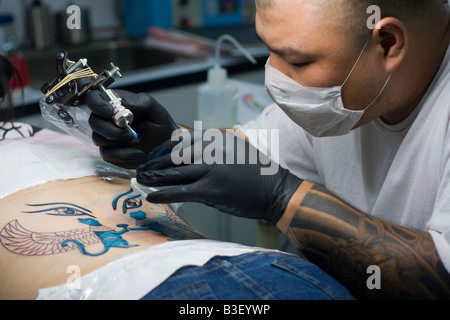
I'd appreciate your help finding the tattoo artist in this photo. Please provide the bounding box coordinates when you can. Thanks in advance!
[87,0,450,299]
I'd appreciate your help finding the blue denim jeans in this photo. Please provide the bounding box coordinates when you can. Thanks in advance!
[141,251,355,300]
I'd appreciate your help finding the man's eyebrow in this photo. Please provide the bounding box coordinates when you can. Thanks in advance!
[254,32,310,59]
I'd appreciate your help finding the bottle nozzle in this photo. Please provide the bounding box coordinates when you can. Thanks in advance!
[209,35,256,89]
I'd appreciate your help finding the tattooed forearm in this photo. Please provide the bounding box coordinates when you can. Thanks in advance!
[279,182,450,300]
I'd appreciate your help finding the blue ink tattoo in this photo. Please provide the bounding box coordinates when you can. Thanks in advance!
[0,189,205,258]
[129,210,205,241]
[61,218,138,256]
[112,189,142,214]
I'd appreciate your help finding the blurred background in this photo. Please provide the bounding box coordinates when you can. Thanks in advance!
[0,0,259,48]
[0,0,296,254]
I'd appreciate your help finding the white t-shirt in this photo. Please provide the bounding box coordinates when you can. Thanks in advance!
[237,44,450,273]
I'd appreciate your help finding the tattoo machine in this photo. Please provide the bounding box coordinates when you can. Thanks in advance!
[40,51,138,139]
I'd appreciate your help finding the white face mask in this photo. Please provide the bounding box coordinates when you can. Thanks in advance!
[265,41,391,137]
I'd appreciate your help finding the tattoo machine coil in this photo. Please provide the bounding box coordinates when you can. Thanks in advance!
[40,51,138,139]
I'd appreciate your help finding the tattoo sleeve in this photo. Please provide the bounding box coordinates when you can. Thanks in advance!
[278,181,450,300]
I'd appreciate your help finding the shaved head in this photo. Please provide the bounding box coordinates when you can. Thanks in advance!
[256,0,448,49]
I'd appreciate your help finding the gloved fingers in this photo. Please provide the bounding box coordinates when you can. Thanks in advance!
[92,132,140,148]
[151,130,205,163]
[119,91,151,115]
[145,180,207,205]
[137,164,206,187]
[112,89,141,100]
[100,147,148,169]
[120,92,173,125]
[150,137,182,160]
[137,153,176,172]
[89,114,136,142]
[86,90,115,118]
[137,134,201,172]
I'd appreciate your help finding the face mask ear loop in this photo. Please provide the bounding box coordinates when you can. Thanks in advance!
[364,73,392,111]
[341,38,370,88]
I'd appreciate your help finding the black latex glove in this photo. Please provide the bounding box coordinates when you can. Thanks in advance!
[136,130,303,224]
[87,90,178,169]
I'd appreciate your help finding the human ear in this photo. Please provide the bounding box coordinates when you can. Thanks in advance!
[373,17,409,74]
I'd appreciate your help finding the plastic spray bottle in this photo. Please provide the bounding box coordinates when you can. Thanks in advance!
[197,34,256,129]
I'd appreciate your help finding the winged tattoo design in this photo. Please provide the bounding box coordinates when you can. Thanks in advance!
[0,191,204,258]
[0,219,105,256]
